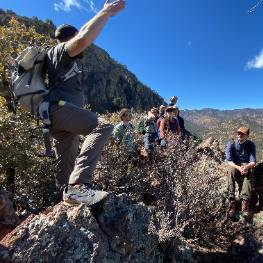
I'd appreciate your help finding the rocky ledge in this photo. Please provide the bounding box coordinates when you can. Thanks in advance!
[1,194,163,263]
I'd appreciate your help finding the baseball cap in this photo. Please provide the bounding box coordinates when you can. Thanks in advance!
[237,126,250,135]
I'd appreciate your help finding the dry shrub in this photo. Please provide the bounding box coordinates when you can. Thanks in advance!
[1,105,259,258]
[94,132,225,254]
[0,98,56,213]
[0,18,56,213]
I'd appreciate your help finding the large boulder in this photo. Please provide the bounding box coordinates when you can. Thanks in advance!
[1,194,162,263]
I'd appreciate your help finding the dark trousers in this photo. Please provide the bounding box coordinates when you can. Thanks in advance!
[144,133,158,160]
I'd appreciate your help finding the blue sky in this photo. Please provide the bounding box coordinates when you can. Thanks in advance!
[1,0,263,110]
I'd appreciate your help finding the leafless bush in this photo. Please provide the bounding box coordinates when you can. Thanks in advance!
[94,133,225,254]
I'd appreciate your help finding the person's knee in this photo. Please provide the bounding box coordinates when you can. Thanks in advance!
[81,113,98,135]
[241,185,252,199]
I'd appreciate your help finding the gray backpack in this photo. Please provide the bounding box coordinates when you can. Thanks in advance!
[12,46,49,116]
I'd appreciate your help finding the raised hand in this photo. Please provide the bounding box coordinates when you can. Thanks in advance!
[103,0,126,17]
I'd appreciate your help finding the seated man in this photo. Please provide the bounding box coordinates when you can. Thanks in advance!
[113,108,134,152]
[226,126,256,219]
[144,107,159,161]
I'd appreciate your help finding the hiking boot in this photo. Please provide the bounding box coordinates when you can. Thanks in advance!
[227,199,236,218]
[241,200,249,218]
[63,184,109,207]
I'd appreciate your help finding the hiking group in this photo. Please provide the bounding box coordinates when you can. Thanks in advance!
[0,0,262,223]
[112,99,185,162]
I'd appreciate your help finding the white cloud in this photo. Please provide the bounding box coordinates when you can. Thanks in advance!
[54,0,81,12]
[54,0,97,13]
[83,0,98,13]
[246,49,263,70]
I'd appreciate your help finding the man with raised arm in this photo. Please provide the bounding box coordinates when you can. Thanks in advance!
[46,0,126,206]
[226,126,256,220]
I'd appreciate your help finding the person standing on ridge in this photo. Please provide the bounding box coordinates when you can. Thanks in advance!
[159,106,181,148]
[144,108,159,161]
[226,126,256,220]
[46,0,126,206]
[168,96,178,106]
[113,108,135,152]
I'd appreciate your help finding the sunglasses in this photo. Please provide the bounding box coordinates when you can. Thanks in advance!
[122,113,132,117]
[237,132,246,136]
[166,109,174,113]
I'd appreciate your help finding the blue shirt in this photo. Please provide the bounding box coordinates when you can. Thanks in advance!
[226,140,256,164]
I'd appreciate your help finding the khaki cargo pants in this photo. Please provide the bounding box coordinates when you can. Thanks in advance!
[50,102,113,189]
[228,164,253,201]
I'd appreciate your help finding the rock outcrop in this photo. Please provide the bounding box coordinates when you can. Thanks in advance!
[197,137,225,163]
[1,194,163,263]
